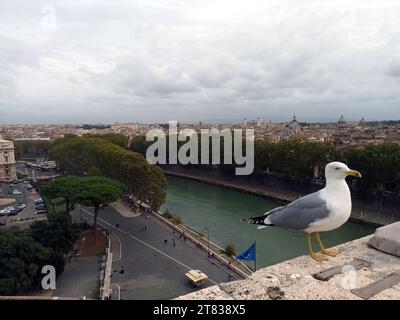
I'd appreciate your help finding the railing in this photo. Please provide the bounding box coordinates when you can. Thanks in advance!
[137,200,252,279]
[99,230,113,300]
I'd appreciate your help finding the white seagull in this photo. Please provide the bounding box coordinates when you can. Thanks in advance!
[247,162,362,262]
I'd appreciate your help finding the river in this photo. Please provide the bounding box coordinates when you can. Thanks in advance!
[161,176,375,268]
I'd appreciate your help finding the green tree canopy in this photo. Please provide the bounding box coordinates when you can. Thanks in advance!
[49,136,167,210]
[30,213,80,254]
[41,176,82,213]
[0,229,54,295]
[74,176,125,241]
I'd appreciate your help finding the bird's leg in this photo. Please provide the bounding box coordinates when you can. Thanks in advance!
[306,233,327,262]
[316,232,339,257]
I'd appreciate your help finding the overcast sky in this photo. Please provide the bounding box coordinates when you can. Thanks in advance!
[0,0,399,124]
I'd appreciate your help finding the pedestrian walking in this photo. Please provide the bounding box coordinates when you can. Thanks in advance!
[172,239,176,247]
[164,239,168,245]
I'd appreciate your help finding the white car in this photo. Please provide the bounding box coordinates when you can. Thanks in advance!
[13,190,22,195]
[0,208,11,216]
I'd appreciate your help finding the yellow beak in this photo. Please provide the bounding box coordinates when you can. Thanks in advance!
[347,169,362,178]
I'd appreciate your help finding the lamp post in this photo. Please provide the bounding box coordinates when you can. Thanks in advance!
[205,227,210,258]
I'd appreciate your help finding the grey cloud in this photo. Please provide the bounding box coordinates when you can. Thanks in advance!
[0,0,400,123]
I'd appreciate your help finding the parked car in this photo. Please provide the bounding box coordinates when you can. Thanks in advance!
[17,203,26,210]
[0,221,6,226]
[3,206,18,216]
[13,190,22,195]
[36,209,47,215]
[7,209,18,216]
[35,198,44,204]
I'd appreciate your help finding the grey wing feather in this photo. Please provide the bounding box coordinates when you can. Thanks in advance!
[267,191,330,230]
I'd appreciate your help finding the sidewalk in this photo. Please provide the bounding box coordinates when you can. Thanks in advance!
[110,200,141,218]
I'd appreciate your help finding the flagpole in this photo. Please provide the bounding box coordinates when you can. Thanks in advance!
[254,240,257,272]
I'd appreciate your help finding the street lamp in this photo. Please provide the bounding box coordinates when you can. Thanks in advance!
[204,227,210,258]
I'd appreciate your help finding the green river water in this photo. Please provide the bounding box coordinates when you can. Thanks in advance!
[161,176,375,268]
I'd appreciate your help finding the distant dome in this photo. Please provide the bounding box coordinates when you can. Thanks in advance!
[338,114,348,130]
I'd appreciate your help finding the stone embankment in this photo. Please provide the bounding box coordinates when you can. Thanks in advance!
[177,222,400,300]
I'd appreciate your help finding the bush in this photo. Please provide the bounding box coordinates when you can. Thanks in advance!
[172,214,182,224]
[162,209,182,224]
[162,209,173,220]
[225,244,236,257]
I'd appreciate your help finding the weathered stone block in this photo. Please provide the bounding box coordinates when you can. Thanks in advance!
[369,222,400,257]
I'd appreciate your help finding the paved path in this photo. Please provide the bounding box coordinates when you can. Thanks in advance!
[71,206,237,300]
[54,256,99,299]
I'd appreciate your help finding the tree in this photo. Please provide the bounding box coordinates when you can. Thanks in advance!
[14,140,53,161]
[0,229,53,295]
[49,136,167,210]
[30,213,79,254]
[74,176,125,239]
[41,177,82,214]
[225,244,236,257]
[84,133,129,148]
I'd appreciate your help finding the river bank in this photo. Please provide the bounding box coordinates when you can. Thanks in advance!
[163,170,398,227]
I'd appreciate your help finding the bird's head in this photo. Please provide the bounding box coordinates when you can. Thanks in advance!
[325,162,362,181]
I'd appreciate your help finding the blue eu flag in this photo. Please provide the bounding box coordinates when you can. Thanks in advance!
[235,242,256,261]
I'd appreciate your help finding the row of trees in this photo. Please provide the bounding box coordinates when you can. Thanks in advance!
[49,136,167,210]
[0,214,79,295]
[252,140,400,193]
[13,134,128,161]
[130,135,400,193]
[14,140,53,160]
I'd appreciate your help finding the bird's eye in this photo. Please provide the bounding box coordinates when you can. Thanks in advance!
[335,167,340,170]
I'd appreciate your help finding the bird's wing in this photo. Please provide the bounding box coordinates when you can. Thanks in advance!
[248,191,330,230]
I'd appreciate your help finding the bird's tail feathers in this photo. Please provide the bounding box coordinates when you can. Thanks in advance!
[248,214,273,227]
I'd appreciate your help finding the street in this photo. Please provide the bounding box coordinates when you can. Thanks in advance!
[71,205,238,300]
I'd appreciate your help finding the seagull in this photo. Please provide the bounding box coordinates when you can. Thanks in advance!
[247,162,362,262]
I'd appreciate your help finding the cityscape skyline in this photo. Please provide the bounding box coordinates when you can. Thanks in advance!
[0,114,399,126]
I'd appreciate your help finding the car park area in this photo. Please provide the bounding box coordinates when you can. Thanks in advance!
[0,179,47,226]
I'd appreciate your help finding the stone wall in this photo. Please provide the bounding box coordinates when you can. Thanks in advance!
[176,224,400,300]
